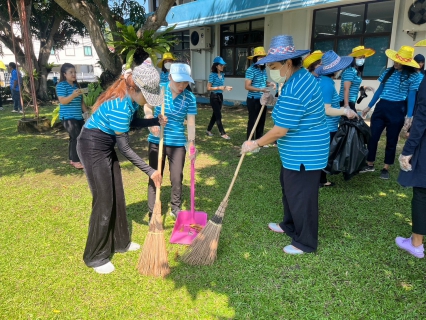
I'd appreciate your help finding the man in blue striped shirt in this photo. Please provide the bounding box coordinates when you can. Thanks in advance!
[241,35,329,255]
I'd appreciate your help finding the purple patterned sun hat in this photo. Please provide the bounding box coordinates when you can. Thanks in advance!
[314,50,353,76]
[254,35,310,65]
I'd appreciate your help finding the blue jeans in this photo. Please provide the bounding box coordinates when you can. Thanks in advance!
[11,90,22,111]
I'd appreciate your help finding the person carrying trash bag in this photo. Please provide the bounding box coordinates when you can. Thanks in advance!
[360,45,422,180]
[314,51,358,187]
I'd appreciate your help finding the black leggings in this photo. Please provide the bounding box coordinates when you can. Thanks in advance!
[62,119,84,162]
[246,97,267,140]
[207,93,226,135]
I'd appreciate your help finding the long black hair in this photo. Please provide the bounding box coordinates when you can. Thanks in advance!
[350,58,364,76]
[59,63,77,83]
[381,64,417,89]
[211,62,220,73]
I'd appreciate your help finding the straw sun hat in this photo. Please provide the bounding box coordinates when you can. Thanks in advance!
[157,52,177,68]
[248,47,267,60]
[314,51,353,76]
[303,50,324,69]
[255,35,310,65]
[348,46,375,58]
[385,45,420,68]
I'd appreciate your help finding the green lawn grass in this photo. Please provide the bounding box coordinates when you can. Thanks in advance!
[0,102,424,319]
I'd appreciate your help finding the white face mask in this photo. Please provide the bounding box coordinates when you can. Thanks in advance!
[164,62,172,70]
[355,58,365,67]
[270,64,287,83]
[334,70,343,79]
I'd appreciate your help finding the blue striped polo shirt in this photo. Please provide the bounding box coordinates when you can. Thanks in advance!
[209,73,225,94]
[160,71,169,84]
[272,68,330,171]
[319,76,341,133]
[339,67,362,103]
[245,65,268,99]
[56,81,83,120]
[148,84,197,147]
[378,68,422,101]
[85,96,138,134]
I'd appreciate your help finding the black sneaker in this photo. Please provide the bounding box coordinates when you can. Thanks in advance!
[360,165,375,173]
[380,169,390,180]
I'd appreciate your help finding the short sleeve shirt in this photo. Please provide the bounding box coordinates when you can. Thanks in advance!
[320,76,341,133]
[209,73,225,94]
[339,67,362,103]
[272,68,330,171]
[378,68,422,101]
[85,96,138,135]
[56,81,83,120]
[148,84,197,147]
[245,65,268,99]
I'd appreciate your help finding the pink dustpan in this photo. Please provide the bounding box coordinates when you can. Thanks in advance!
[170,146,208,245]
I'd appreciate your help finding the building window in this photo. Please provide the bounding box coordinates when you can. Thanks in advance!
[84,46,93,56]
[151,0,159,11]
[312,0,394,78]
[170,30,190,65]
[220,19,264,77]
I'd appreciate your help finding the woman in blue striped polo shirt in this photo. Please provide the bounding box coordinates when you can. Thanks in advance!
[77,59,165,274]
[206,56,233,139]
[361,46,422,180]
[245,46,276,140]
[56,63,88,169]
[241,35,330,255]
[315,51,358,187]
[147,63,197,219]
[157,52,176,85]
[339,46,375,112]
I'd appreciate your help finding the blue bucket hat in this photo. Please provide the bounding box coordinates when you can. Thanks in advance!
[170,63,194,83]
[254,35,310,65]
[213,56,226,65]
[314,51,353,76]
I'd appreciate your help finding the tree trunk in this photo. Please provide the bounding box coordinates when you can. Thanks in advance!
[137,0,176,36]
[54,0,122,75]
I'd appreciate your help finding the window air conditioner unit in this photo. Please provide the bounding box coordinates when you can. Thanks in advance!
[402,0,426,38]
[190,27,212,50]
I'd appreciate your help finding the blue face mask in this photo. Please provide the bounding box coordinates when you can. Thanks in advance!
[355,58,365,66]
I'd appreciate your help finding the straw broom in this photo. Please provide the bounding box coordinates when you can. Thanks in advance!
[181,104,267,265]
[138,88,170,277]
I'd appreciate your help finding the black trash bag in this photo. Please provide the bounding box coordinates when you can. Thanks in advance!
[325,117,371,177]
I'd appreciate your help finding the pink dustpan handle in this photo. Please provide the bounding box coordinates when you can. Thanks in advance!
[190,145,196,219]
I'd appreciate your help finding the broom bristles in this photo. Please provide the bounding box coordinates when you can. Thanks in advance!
[180,200,228,265]
[137,201,170,277]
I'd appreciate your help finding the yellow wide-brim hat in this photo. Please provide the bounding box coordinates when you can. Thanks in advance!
[248,46,267,60]
[157,52,176,68]
[385,45,420,68]
[415,39,426,47]
[349,46,375,58]
[0,60,6,70]
[303,50,324,69]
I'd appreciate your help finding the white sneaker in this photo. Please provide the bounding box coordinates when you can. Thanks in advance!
[0,107,3,111]
[11,110,18,113]
[127,242,141,252]
[19,110,23,114]
[93,262,115,274]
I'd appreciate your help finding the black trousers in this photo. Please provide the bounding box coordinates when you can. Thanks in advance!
[148,142,186,214]
[412,187,426,235]
[320,131,337,184]
[77,128,131,268]
[207,92,226,135]
[246,97,267,140]
[62,119,84,162]
[278,165,321,253]
[367,99,405,165]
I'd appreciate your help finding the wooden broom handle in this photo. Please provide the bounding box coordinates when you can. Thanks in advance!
[155,88,165,202]
[223,104,266,201]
